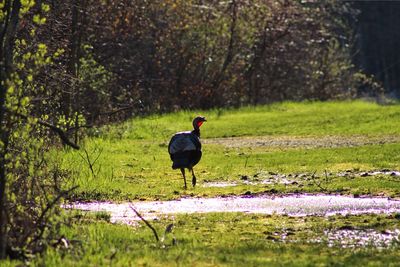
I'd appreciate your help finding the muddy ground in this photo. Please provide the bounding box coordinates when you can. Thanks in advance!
[203,135,400,148]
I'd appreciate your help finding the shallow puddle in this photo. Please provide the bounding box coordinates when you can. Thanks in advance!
[356,170,400,177]
[202,170,400,188]
[202,181,239,188]
[67,194,400,225]
[311,229,400,249]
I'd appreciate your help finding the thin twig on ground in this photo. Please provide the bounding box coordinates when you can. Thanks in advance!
[310,170,327,191]
[78,148,103,178]
[129,205,159,242]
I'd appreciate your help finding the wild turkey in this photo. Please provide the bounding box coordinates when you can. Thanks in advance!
[168,116,207,189]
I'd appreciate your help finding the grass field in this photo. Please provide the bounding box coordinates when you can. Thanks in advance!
[57,100,400,201]
[31,212,400,266]
[7,100,400,266]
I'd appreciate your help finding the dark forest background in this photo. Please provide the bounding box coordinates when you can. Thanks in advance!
[354,1,400,98]
[1,0,400,259]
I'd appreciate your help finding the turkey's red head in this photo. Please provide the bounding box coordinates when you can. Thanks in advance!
[193,116,207,130]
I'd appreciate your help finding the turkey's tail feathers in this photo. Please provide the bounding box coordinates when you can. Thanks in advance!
[170,151,202,169]
[172,158,190,169]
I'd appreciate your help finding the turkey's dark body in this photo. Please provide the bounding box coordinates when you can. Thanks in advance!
[168,131,202,169]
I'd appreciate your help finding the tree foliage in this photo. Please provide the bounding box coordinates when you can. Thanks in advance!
[27,0,366,126]
[0,0,72,259]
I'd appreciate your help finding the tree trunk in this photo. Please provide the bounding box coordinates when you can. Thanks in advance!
[0,0,21,259]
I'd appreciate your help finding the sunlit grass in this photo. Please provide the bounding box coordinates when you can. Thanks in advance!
[98,100,400,140]
[35,213,400,266]
[55,100,400,201]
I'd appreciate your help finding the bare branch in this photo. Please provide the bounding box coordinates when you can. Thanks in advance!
[12,112,80,150]
[28,185,79,247]
[78,148,103,177]
[36,118,80,150]
[129,205,159,242]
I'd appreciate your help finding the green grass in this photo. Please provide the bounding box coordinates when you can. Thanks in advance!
[5,100,400,266]
[55,100,400,201]
[96,100,400,140]
[33,212,400,266]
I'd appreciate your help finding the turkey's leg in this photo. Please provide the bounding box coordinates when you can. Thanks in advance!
[190,168,197,187]
[180,168,187,189]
